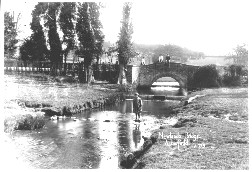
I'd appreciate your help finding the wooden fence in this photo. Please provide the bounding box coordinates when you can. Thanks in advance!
[4,60,119,82]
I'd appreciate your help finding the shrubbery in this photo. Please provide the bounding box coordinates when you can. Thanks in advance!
[4,113,46,133]
[191,64,247,89]
[118,82,138,93]
[222,65,247,87]
[192,65,222,88]
[223,75,242,87]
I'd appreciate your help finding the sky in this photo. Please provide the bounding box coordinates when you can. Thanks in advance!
[2,0,250,56]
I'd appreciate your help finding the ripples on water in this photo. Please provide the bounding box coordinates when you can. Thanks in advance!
[4,74,182,169]
[9,100,180,169]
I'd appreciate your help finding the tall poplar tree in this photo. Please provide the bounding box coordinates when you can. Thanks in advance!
[117,2,134,84]
[89,2,104,64]
[27,2,48,62]
[76,2,104,83]
[44,2,62,75]
[59,2,76,74]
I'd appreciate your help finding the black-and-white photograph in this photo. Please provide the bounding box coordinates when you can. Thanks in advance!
[2,0,249,169]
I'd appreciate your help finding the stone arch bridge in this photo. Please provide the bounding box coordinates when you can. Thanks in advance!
[126,62,200,88]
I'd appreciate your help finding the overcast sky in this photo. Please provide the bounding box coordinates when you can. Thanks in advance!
[2,0,250,56]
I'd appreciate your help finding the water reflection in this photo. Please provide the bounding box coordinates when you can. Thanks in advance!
[138,86,187,96]
[9,99,180,169]
[97,111,119,169]
[132,124,141,148]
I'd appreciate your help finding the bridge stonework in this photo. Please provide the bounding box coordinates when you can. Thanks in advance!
[127,62,199,88]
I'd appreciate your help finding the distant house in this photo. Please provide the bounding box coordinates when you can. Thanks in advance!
[64,49,84,63]
[98,51,118,64]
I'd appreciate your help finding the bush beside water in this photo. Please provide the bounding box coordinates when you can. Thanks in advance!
[4,112,46,133]
[222,65,247,87]
[192,65,222,88]
[191,64,247,89]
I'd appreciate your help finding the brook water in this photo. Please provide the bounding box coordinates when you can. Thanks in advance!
[4,74,183,169]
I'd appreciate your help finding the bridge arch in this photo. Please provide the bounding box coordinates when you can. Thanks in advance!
[150,72,187,88]
[127,63,198,88]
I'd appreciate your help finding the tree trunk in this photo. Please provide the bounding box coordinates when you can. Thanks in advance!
[87,65,93,85]
[50,62,55,76]
[63,51,67,75]
[117,63,127,85]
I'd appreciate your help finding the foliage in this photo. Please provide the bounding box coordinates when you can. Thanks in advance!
[4,113,46,133]
[4,12,19,59]
[117,2,134,67]
[152,44,205,63]
[19,35,49,63]
[28,3,51,62]
[30,2,62,64]
[117,2,135,84]
[118,82,137,93]
[192,65,222,88]
[107,44,118,56]
[59,2,76,63]
[133,43,160,54]
[20,3,50,62]
[44,2,62,63]
[76,2,94,67]
[226,44,248,66]
[89,2,105,63]
[20,10,49,63]
[30,2,48,32]
[19,37,33,62]
[222,75,242,87]
[31,29,49,61]
[222,65,247,87]
[20,2,104,78]
[76,2,104,83]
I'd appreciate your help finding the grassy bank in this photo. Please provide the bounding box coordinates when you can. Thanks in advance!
[135,87,248,169]
[4,74,123,132]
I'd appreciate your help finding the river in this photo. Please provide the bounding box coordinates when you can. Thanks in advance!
[4,75,183,169]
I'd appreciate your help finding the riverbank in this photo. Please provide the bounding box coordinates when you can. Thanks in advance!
[3,74,124,133]
[134,87,249,169]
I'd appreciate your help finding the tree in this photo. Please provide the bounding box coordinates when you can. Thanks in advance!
[44,2,62,75]
[76,2,94,83]
[226,44,248,66]
[192,65,222,89]
[4,11,19,59]
[223,64,247,87]
[152,44,204,63]
[30,4,49,62]
[31,2,62,75]
[117,2,135,84]
[22,2,49,63]
[19,37,33,63]
[89,2,105,64]
[19,33,49,64]
[59,2,77,74]
[76,2,104,83]
[26,2,104,78]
